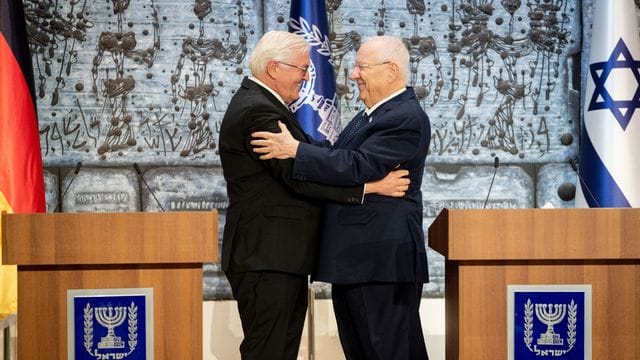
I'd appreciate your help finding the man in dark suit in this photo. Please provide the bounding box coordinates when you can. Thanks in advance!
[252,35,431,359]
[219,31,410,360]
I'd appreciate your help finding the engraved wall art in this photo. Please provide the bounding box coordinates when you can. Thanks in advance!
[268,0,580,163]
[22,0,601,299]
[28,0,260,166]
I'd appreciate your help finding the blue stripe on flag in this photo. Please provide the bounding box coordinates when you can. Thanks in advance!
[579,128,630,207]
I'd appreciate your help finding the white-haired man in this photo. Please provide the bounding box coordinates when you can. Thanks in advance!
[252,35,431,359]
[219,31,411,360]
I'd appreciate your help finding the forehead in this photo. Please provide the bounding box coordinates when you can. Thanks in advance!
[289,49,311,64]
[355,43,379,62]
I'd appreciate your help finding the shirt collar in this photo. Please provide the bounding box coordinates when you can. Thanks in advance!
[248,76,287,107]
[364,88,407,118]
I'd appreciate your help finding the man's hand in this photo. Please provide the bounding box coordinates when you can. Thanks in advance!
[251,121,300,160]
[365,169,410,197]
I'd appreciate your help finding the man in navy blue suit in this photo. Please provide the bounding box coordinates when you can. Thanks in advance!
[252,35,431,360]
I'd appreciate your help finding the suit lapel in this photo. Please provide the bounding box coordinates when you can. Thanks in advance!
[336,111,366,148]
[371,87,414,120]
[335,88,415,149]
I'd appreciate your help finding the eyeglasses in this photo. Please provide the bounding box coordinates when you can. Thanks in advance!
[354,61,391,71]
[277,61,310,74]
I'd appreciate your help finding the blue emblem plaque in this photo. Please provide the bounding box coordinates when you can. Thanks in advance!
[67,288,154,360]
[508,285,591,360]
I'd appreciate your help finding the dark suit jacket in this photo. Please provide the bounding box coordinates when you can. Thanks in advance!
[219,77,363,276]
[292,88,431,284]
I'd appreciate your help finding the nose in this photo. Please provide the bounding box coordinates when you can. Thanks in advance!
[302,70,309,81]
[349,67,359,80]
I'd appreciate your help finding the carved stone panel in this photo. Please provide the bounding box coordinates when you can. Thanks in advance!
[421,165,534,297]
[536,163,577,208]
[43,170,58,212]
[139,165,230,299]
[60,167,140,212]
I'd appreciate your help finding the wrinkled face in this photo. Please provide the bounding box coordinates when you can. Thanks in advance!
[349,43,391,108]
[271,50,310,104]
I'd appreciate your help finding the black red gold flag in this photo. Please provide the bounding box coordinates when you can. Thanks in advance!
[0,0,46,313]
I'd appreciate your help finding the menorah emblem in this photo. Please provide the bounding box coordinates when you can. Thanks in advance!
[535,303,566,345]
[95,306,127,349]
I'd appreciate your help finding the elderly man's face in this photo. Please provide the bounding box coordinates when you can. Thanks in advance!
[349,43,391,108]
[272,50,310,104]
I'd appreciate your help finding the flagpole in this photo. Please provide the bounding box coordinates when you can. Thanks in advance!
[307,284,315,360]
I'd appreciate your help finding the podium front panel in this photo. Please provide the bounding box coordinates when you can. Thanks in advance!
[17,264,203,359]
[446,260,640,360]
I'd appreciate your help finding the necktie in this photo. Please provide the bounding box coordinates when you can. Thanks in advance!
[348,111,368,137]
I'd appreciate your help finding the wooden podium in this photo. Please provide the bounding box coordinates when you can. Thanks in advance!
[1,211,217,359]
[428,208,640,360]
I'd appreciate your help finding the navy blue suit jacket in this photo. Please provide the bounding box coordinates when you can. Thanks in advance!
[292,88,431,284]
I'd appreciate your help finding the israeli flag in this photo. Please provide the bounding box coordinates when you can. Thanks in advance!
[288,0,340,143]
[577,0,640,207]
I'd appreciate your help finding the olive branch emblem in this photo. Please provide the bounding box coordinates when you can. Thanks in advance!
[84,303,94,353]
[523,299,534,348]
[127,302,138,352]
[289,16,333,64]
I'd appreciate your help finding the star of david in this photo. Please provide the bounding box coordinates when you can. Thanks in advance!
[588,38,640,130]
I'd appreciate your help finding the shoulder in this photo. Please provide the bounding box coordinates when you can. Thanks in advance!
[227,88,278,117]
[376,95,428,126]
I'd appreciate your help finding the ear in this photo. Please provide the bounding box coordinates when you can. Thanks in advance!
[386,62,400,84]
[266,61,279,79]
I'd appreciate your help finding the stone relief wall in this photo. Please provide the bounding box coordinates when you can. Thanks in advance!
[24,0,604,299]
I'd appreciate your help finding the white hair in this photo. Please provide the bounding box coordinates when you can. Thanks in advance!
[362,36,410,84]
[248,31,310,76]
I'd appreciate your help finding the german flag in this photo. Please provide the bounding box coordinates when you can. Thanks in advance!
[0,0,46,313]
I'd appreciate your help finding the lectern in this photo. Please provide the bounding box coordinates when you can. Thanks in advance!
[1,211,217,359]
[428,208,640,360]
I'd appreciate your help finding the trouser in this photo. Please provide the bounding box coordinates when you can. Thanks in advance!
[332,282,429,360]
[226,270,308,360]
